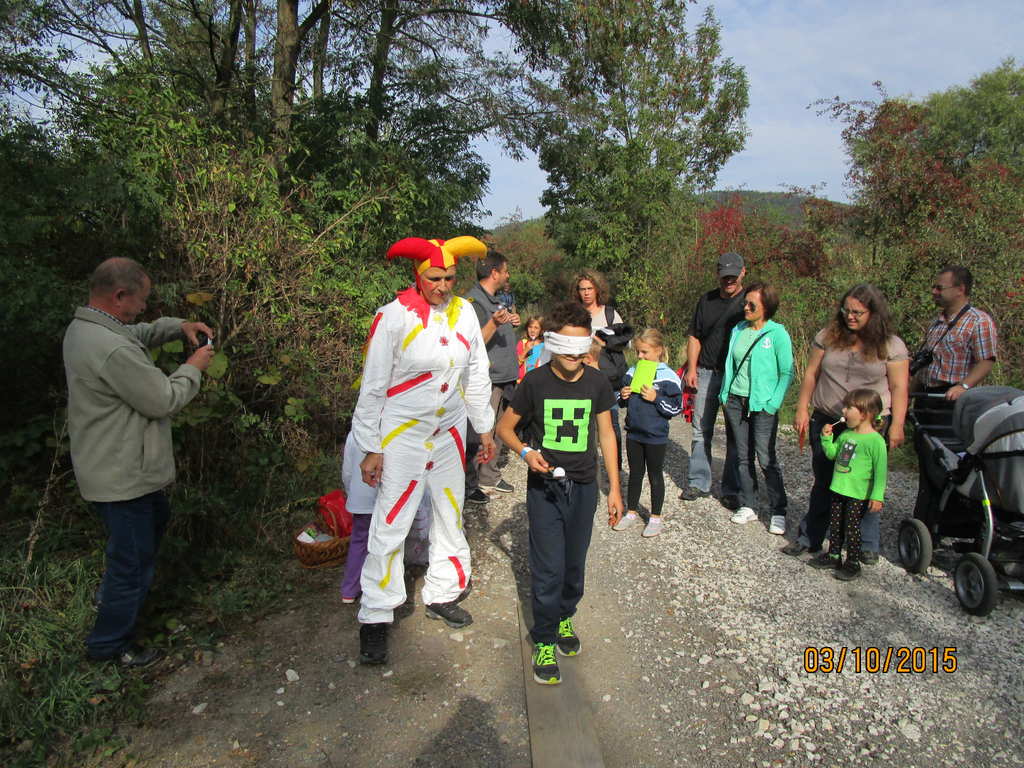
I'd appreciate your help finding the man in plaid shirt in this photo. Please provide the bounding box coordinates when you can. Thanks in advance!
[921,265,997,401]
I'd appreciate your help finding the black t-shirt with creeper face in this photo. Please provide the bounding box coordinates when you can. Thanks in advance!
[509,364,615,483]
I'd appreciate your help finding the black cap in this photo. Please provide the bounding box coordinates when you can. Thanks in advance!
[717,252,744,277]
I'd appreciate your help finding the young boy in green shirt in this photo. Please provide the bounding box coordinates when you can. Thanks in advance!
[809,388,887,581]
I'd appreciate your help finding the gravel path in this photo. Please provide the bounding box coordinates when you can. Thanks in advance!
[124,416,1024,767]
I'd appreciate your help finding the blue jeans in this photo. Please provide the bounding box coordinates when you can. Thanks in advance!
[86,491,170,658]
[526,474,598,644]
[723,395,787,518]
[687,367,740,495]
[796,412,880,552]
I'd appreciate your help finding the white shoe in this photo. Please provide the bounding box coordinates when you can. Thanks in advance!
[613,513,638,532]
[768,515,786,535]
[642,517,663,538]
[730,507,757,524]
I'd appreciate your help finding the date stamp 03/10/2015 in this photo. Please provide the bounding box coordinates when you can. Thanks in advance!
[803,646,959,674]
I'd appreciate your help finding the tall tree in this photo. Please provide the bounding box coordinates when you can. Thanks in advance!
[534,1,748,312]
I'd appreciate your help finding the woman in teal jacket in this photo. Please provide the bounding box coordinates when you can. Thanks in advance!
[719,282,794,534]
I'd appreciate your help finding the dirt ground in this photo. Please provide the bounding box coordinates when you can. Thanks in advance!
[115,418,1024,767]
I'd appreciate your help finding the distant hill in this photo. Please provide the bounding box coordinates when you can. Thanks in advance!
[701,190,812,226]
[490,191,833,234]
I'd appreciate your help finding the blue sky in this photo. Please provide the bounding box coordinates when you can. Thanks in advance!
[475,0,1024,228]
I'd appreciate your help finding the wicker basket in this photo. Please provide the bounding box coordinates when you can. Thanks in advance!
[293,525,350,569]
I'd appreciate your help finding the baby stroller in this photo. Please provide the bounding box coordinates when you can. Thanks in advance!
[898,386,1024,615]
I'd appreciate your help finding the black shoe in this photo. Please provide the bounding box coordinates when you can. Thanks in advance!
[480,479,514,494]
[809,553,841,569]
[860,551,879,565]
[465,488,490,505]
[532,642,561,685]
[781,542,809,556]
[556,616,581,657]
[89,644,163,669]
[834,563,862,581]
[719,494,741,511]
[680,486,710,501]
[359,623,389,665]
[425,600,473,628]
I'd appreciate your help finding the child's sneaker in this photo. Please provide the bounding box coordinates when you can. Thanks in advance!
[556,616,581,656]
[834,562,862,581]
[613,512,638,532]
[768,515,786,535]
[730,506,757,524]
[642,516,663,537]
[809,552,841,569]
[532,642,561,684]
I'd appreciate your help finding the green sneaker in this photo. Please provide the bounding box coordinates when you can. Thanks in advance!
[556,616,581,657]
[532,642,561,685]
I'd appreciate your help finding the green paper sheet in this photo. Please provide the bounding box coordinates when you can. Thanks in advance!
[630,359,658,393]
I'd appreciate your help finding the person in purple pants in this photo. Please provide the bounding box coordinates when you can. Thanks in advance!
[340,432,430,602]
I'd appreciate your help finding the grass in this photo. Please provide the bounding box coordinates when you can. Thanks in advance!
[0,455,336,767]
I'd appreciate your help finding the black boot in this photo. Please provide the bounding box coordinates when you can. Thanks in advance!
[359,623,389,665]
[425,600,473,628]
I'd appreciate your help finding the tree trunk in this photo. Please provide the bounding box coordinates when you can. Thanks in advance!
[272,0,301,146]
[211,0,244,118]
[312,0,332,101]
[130,0,153,60]
[243,0,257,119]
[272,0,331,149]
[367,0,399,141]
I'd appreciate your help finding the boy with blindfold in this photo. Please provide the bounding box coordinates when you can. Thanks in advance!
[496,302,624,685]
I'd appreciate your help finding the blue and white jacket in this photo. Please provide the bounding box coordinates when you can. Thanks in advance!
[620,362,682,445]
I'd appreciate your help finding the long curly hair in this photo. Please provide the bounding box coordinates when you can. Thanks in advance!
[824,283,893,361]
[570,269,611,307]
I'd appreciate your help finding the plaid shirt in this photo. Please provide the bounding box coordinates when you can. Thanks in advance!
[923,306,998,387]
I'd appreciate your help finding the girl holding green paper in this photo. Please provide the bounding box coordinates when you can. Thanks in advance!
[614,329,683,537]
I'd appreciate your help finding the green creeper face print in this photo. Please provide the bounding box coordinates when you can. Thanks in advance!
[542,399,592,452]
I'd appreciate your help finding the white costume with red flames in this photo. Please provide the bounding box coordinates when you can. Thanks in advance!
[354,236,493,625]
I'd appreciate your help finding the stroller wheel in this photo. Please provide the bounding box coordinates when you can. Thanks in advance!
[898,518,932,574]
[954,553,999,616]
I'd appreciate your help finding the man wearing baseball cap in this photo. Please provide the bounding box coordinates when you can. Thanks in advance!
[680,252,748,508]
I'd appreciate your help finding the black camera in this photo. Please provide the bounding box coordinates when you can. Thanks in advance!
[909,348,933,376]
[195,331,213,348]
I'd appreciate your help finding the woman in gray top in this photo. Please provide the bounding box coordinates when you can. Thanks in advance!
[787,284,910,559]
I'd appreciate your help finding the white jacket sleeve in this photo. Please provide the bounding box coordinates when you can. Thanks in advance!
[351,309,394,454]
[463,318,495,434]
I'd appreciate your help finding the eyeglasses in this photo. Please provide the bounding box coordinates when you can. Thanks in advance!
[931,284,955,292]
[842,307,867,318]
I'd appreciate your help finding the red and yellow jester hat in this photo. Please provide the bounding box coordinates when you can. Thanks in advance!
[386,236,488,285]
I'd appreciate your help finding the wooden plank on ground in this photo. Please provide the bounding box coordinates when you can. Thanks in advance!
[518,600,605,768]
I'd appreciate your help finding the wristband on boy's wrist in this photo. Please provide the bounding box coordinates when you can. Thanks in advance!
[520,446,534,459]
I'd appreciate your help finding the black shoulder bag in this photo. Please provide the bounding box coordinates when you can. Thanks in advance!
[909,304,971,376]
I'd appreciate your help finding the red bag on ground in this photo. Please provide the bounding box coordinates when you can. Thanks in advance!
[318,490,352,538]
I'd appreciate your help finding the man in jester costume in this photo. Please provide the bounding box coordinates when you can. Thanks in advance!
[353,235,496,664]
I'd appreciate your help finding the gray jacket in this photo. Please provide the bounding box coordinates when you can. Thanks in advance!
[63,308,202,502]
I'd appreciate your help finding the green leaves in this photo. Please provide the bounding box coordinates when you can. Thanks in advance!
[205,352,229,380]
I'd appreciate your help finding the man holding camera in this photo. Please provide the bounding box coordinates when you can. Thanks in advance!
[465,251,520,503]
[916,265,997,400]
[64,258,214,667]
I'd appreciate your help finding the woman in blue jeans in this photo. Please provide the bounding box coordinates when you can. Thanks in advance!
[787,284,909,560]
[719,283,794,534]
